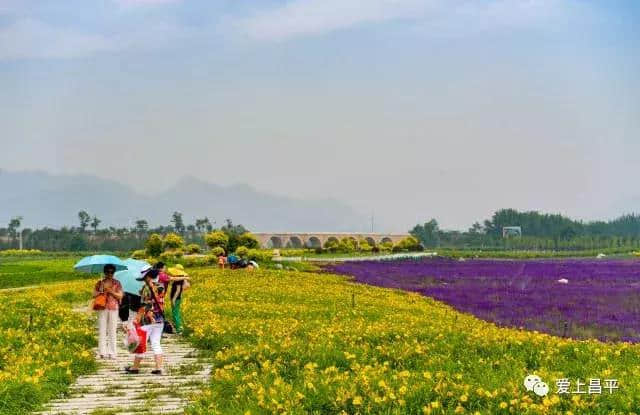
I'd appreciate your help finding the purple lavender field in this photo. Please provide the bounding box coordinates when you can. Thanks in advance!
[327,258,640,342]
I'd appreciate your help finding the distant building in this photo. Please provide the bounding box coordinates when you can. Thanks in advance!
[502,226,522,238]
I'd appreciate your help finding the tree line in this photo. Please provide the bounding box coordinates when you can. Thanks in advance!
[411,209,640,251]
[0,211,238,252]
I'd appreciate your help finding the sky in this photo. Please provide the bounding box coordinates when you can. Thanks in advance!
[0,0,638,232]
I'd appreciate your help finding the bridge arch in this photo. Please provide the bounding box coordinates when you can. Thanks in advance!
[267,236,283,248]
[305,236,322,248]
[286,236,303,248]
[252,232,410,249]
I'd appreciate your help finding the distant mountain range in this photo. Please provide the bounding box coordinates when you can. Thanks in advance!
[0,170,367,231]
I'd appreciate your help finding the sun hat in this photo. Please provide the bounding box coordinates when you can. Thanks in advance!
[167,264,188,277]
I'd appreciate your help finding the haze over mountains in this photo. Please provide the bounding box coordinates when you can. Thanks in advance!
[0,170,368,232]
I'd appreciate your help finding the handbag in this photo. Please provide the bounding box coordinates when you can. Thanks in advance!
[133,323,147,354]
[163,320,175,334]
[92,281,107,311]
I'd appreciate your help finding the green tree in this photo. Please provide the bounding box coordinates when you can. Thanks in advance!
[195,217,213,233]
[235,246,249,258]
[394,236,421,252]
[7,216,22,240]
[324,238,340,253]
[220,219,248,252]
[91,216,101,233]
[338,237,358,253]
[205,230,229,251]
[211,246,225,257]
[358,240,373,252]
[164,232,185,250]
[238,232,259,249]
[135,219,149,238]
[186,243,201,254]
[410,219,440,247]
[78,210,91,232]
[171,211,186,234]
[145,233,164,257]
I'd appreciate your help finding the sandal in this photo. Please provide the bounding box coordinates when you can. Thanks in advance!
[124,367,139,374]
[151,369,162,375]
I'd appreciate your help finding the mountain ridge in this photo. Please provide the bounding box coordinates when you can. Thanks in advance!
[0,170,367,232]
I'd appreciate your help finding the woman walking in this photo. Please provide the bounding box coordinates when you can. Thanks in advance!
[168,264,190,334]
[125,268,165,375]
[93,264,123,359]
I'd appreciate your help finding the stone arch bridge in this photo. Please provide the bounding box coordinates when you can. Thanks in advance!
[253,232,410,249]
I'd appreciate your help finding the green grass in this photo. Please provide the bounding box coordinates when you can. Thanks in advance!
[0,257,93,289]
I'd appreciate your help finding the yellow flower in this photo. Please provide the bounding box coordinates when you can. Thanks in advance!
[352,396,362,406]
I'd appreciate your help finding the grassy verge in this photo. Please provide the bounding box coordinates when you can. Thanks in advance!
[181,268,640,414]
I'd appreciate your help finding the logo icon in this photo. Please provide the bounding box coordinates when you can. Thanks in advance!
[524,374,549,397]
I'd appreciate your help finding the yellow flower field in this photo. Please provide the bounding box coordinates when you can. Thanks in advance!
[181,269,640,414]
[0,280,96,414]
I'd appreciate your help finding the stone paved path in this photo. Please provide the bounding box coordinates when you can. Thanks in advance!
[36,332,211,415]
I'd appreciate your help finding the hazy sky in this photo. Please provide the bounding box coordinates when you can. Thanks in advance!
[0,0,638,231]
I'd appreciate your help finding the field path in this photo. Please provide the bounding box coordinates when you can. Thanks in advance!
[35,331,211,415]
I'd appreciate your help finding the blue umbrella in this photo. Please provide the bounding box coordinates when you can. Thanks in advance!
[74,255,127,274]
[123,258,151,270]
[115,259,151,295]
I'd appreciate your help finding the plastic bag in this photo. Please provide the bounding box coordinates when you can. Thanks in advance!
[123,323,140,353]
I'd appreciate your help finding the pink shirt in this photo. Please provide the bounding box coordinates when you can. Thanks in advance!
[158,271,170,290]
[94,278,123,311]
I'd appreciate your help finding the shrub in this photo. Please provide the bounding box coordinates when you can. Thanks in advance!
[145,234,164,257]
[393,236,421,252]
[158,251,173,262]
[359,241,373,252]
[159,249,183,262]
[235,246,249,258]
[380,241,393,252]
[338,237,357,253]
[238,233,259,249]
[247,249,272,262]
[205,254,219,265]
[131,249,147,259]
[324,239,340,252]
[211,246,225,257]
[164,233,184,250]
[205,231,229,250]
[186,243,202,254]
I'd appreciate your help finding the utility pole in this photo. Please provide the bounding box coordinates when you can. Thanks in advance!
[18,228,22,250]
[371,212,374,233]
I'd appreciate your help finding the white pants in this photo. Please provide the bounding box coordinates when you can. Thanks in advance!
[97,309,118,357]
[136,322,163,358]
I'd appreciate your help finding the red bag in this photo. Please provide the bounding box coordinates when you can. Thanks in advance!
[133,323,147,354]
